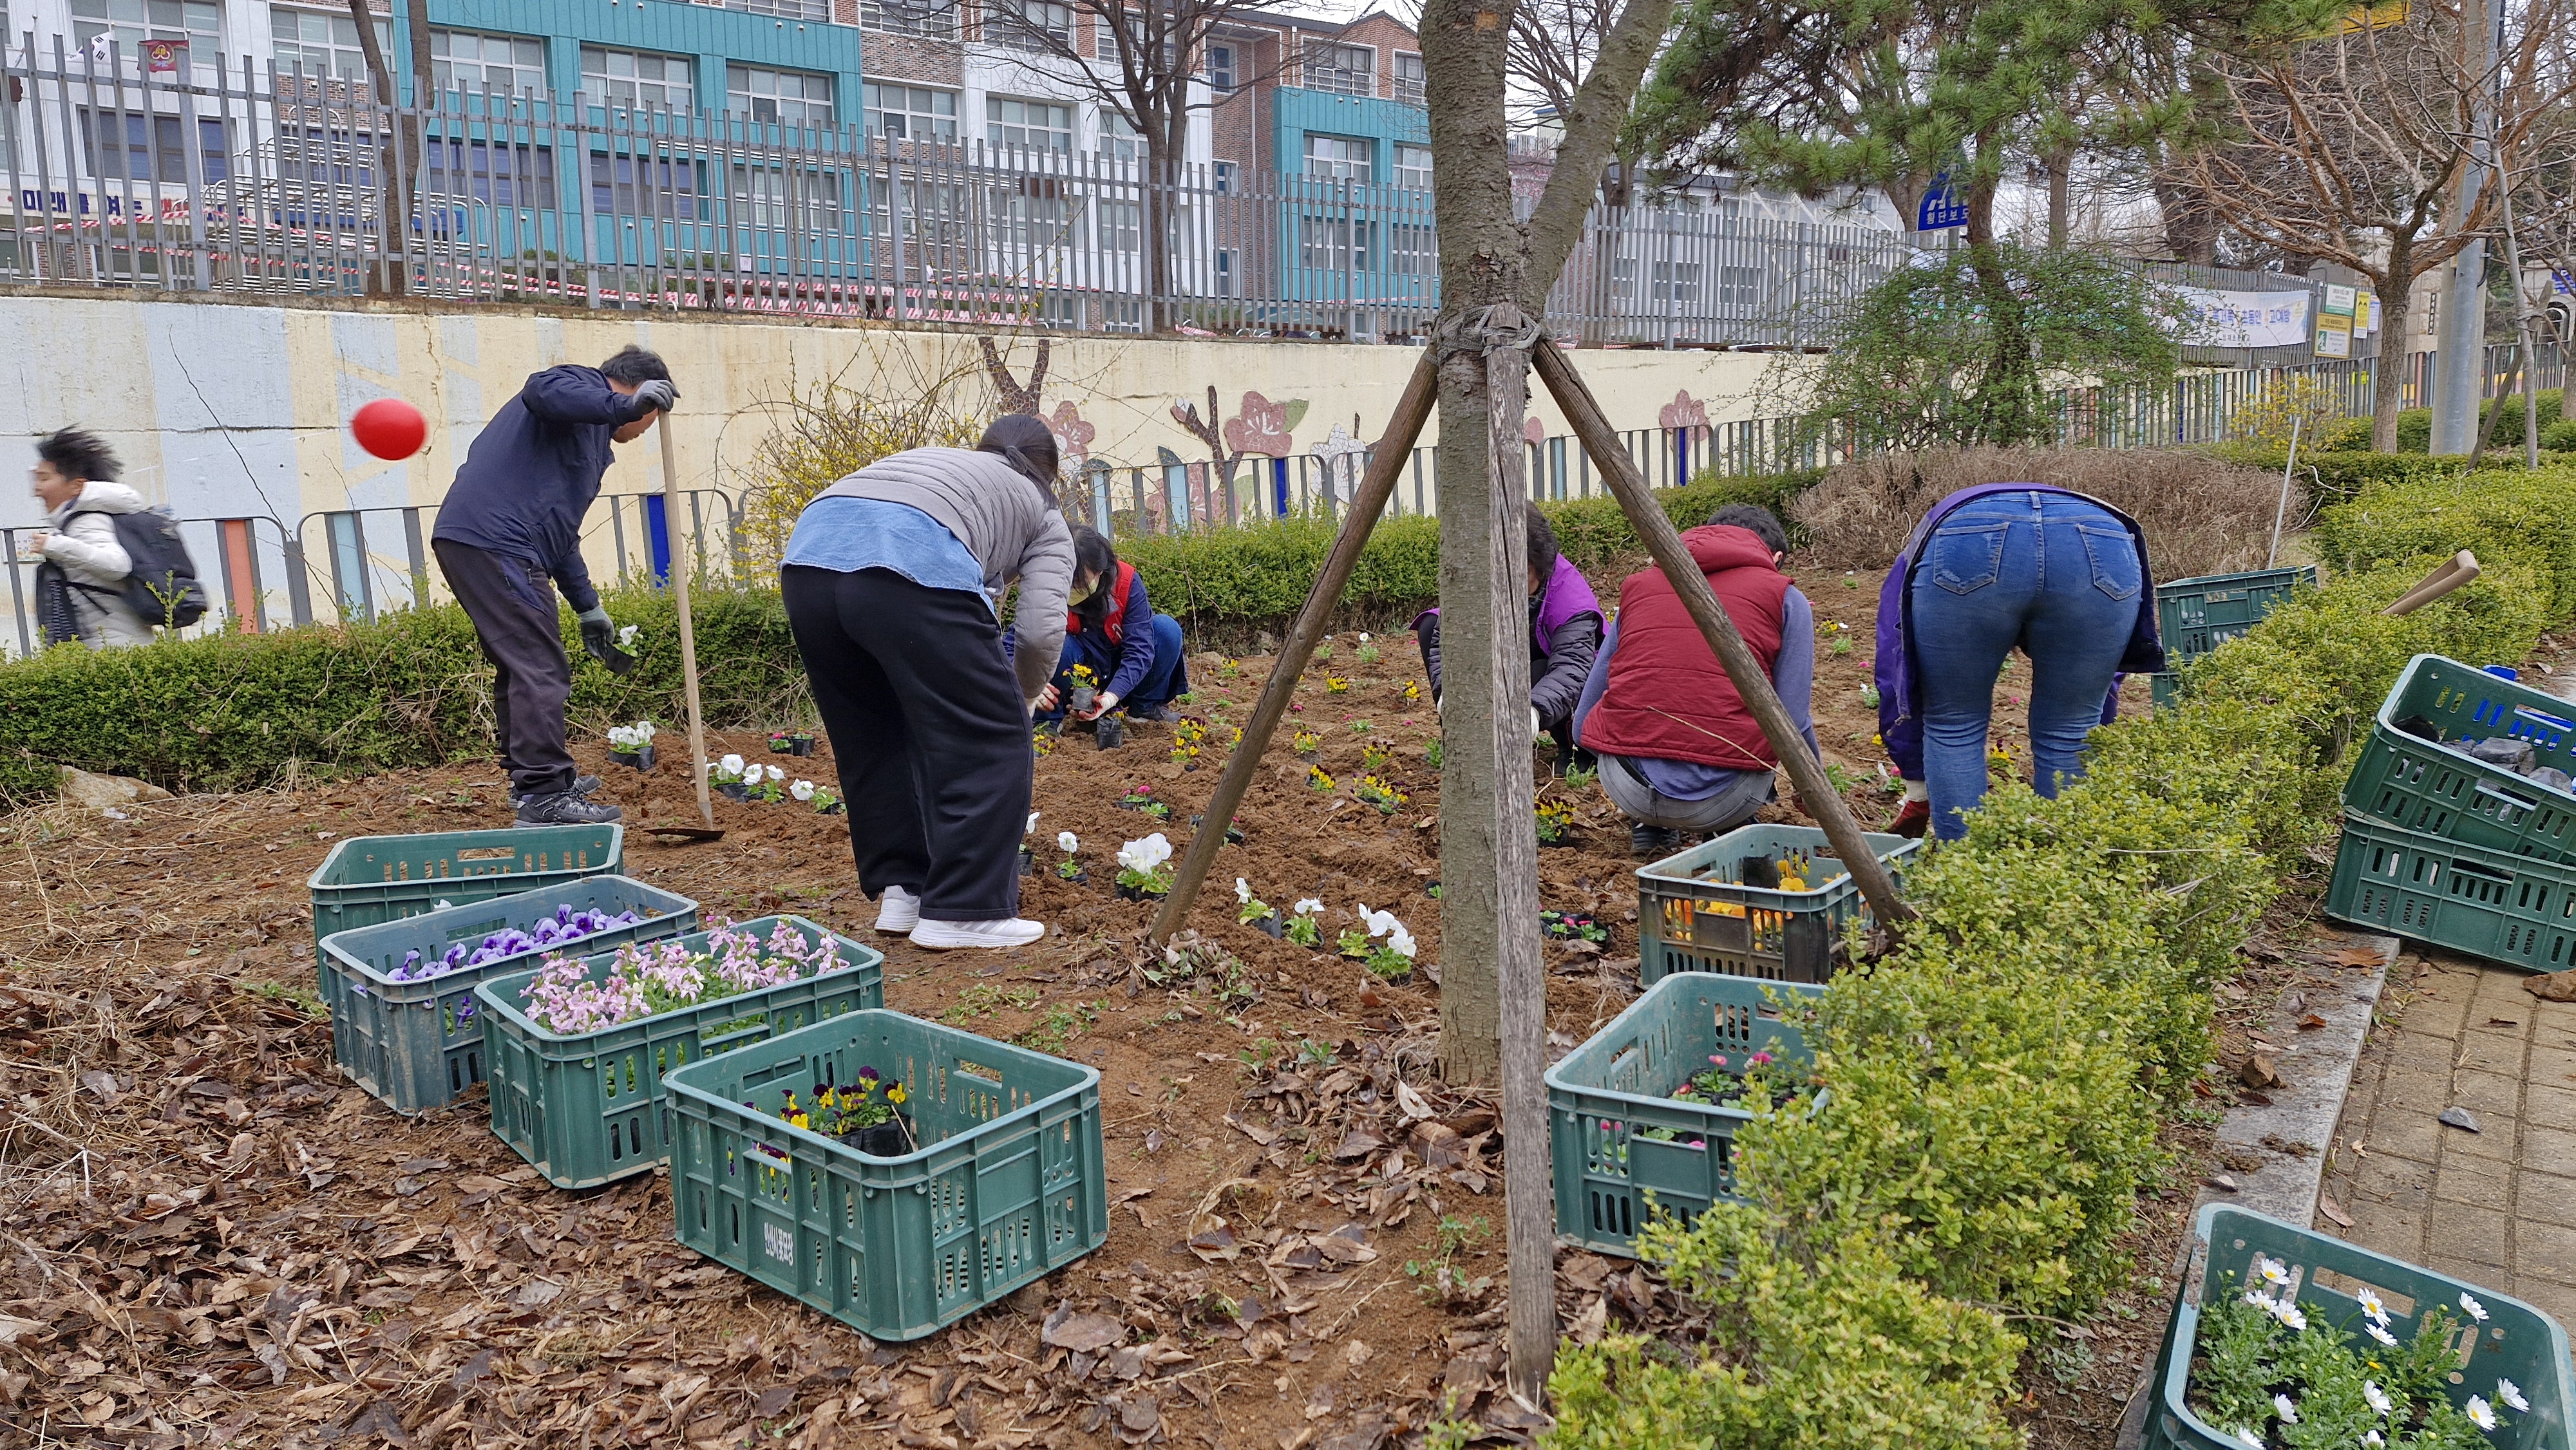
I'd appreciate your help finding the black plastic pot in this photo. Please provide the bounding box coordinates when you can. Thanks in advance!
[610,745,656,771]
[818,802,845,816]
[1115,883,1168,903]
[1018,849,1035,877]
[770,734,815,757]
[717,781,749,801]
[849,1116,914,1157]
[1251,913,1285,939]
[1057,867,1089,885]
[1188,813,1248,845]
[1096,716,1126,750]
[1070,686,1097,716]
[1368,968,1414,988]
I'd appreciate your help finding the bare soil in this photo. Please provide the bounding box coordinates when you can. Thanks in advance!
[0,567,2190,1450]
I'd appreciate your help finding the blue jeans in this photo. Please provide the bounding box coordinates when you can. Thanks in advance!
[1910,491,2139,840]
[1036,613,1188,723]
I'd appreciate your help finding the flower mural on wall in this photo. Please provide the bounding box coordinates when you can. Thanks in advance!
[1659,390,1710,433]
[1224,391,1307,458]
[1310,422,1368,508]
[1048,400,1095,471]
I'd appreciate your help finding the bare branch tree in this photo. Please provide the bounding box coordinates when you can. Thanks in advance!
[2177,1,2576,447]
[979,0,1297,330]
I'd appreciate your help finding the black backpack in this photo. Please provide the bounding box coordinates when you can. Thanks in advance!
[68,507,209,628]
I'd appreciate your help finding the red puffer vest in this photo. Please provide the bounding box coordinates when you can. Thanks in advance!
[1579,525,1790,769]
[1068,561,1139,643]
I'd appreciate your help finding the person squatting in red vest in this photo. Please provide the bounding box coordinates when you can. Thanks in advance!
[1411,504,1607,778]
[1009,525,1191,728]
[1574,504,1819,858]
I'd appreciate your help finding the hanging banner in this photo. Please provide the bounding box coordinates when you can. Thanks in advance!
[2168,286,2313,349]
[140,39,183,73]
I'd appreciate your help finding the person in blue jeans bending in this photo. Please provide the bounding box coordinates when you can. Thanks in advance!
[1013,525,1189,726]
[1875,486,2167,842]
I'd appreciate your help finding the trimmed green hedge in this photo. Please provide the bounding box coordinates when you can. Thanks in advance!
[1542,461,2576,1449]
[0,469,1817,806]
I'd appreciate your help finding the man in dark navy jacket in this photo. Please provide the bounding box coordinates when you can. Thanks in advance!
[432,344,674,824]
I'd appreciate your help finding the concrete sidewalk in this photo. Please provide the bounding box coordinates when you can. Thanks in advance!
[2319,946,2576,1340]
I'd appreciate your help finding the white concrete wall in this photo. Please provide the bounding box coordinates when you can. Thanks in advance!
[0,290,1792,641]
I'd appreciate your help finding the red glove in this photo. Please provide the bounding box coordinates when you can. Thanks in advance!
[1888,798,1931,840]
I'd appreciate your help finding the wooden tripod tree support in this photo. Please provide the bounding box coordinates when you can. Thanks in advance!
[1531,338,1914,927]
[1148,352,1439,944]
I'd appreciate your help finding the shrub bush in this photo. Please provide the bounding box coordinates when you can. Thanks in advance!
[1794,446,2287,574]
[1546,458,2576,1447]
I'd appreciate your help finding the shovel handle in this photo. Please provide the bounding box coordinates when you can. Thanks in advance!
[2383,551,2480,617]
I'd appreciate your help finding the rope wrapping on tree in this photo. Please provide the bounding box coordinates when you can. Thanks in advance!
[1432,302,1544,361]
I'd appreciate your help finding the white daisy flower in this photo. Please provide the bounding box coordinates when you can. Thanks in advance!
[2274,1393,2299,1425]
[2256,1256,2290,1286]
[2365,1320,2398,1348]
[2363,1381,2392,1417]
[2497,1380,2528,1413]
[2272,1299,2308,1332]
[2459,1292,2490,1323]
[2231,1429,2262,1449]
[2465,1395,2497,1432]
[2356,1287,2389,1324]
[2363,1433,2383,1447]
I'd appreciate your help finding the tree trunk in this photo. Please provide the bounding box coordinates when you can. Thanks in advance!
[1963,176,2041,445]
[2150,159,2219,265]
[345,0,407,297]
[2045,147,2072,248]
[2371,245,2413,452]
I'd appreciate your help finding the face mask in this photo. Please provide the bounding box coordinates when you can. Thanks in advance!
[1070,576,1097,605]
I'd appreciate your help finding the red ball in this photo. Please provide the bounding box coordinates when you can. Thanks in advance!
[351,398,428,460]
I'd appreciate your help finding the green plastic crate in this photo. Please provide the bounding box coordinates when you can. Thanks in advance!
[2155,565,2316,664]
[2342,654,2576,862]
[319,877,699,1116]
[1544,972,1822,1258]
[664,1009,1107,1341]
[473,916,885,1189]
[2324,814,2576,973]
[307,825,625,956]
[2146,1204,2572,1450]
[1636,824,1920,985]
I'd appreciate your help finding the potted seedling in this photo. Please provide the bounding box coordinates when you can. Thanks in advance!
[1096,714,1126,750]
[1236,878,1283,937]
[774,1069,914,1157]
[769,729,815,757]
[1307,765,1336,793]
[1294,727,1324,762]
[1356,632,1380,666]
[1066,662,1101,717]
[1170,717,1209,769]
[1355,775,1407,816]
[1540,910,1608,944]
[1284,898,1325,947]
[1337,905,1418,985]
[1114,833,1175,902]
[607,720,657,771]
[1117,786,1171,821]
[1019,811,1041,876]
[1325,675,1350,695]
[811,786,844,816]
[1186,813,1247,845]
[747,764,791,803]
[1055,831,1087,884]
[1535,798,1578,846]
[711,754,751,801]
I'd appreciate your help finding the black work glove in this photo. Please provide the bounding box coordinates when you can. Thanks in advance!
[629,379,677,417]
[577,607,634,674]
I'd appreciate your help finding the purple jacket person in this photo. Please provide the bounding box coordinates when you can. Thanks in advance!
[1414,504,1605,754]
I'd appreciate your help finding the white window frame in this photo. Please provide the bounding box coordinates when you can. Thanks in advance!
[986,0,1072,48]
[1208,42,1238,93]
[1302,41,1373,97]
[582,44,695,111]
[731,64,837,127]
[270,6,385,84]
[428,29,549,100]
[1393,52,1425,106]
[73,0,221,75]
[1394,142,1430,192]
[862,0,957,39]
[987,96,1072,151]
[1303,133,1371,184]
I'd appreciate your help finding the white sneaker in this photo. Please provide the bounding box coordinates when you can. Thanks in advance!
[873,886,922,934]
[908,917,1045,950]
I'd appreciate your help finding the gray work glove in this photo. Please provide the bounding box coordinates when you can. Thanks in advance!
[629,379,677,417]
[577,606,633,674]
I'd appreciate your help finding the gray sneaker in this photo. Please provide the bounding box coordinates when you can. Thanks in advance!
[516,791,623,825]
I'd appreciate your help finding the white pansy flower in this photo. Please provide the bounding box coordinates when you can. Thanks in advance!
[1027,811,1041,835]
[1358,904,1404,937]
[1358,632,1370,643]
[1387,927,1417,959]
[719,753,744,775]
[618,624,639,648]
[2365,1320,2398,1348]
[1058,831,1079,854]
[2466,1396,2497,1432]
[2363,1381,2392,1417]
[1293,898,1325,916]
[2459,1292,2489,1323]
[2274,1393,2299,1425]
[1236,878,1254,905]
[790,780,815,802]
[1117,834,1173,872]
[2497,1380,2528,1414]
[766,763,786,782]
